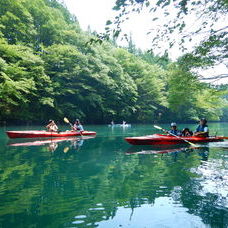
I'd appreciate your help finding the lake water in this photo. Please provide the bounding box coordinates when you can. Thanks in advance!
[0,123,228,228]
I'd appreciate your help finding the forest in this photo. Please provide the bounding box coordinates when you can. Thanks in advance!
[0,0,227,124]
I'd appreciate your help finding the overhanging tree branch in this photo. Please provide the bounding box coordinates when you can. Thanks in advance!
[200,74,228,80]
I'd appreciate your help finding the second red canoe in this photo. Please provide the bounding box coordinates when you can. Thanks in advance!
[125,134,223,145]
[6,130,96,139]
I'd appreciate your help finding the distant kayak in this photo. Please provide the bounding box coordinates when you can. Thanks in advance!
[6,130,96,139]
[108,124,131,127]
[125,134,223,145]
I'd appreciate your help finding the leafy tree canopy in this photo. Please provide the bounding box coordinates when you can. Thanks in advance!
[0,0,227,124]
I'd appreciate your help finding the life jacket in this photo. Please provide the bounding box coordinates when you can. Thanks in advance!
[169,129,181,136]
[196,124,208,132]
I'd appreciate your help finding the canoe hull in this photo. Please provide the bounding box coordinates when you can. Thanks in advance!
[125,134,223,145]
[6,130,96,139]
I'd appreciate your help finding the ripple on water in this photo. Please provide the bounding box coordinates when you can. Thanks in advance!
[72,220,84,224]
[74,215,86,219]
[96,203,102,206]
[170,186,183,202]
[88,207,105,211]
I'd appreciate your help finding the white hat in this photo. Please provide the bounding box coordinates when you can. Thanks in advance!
[171,122,177,127]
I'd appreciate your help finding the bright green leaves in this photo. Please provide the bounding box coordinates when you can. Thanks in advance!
[114,48,166,122]
[0,0,36,44]
[165,63,225,121]
[42,43,139,123]
[166,64,198,118]
[0,39,53,120]
[0,71,35,118]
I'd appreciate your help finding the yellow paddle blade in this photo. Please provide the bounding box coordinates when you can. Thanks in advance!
[189,142,198,147]
[63,147,69,153]
[64,117,69,123]
[153,125,162,130]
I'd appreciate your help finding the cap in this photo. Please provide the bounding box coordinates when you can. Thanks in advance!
[200,118,207,123]
[171,122,177,127]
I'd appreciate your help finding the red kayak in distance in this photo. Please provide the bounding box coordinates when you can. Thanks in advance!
[6,130,96,139]
[125,134,224,145]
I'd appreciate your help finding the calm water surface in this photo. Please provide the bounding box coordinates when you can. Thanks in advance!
[0,123,228,228]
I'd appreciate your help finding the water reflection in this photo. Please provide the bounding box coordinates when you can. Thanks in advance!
[1,124,228,227]
[7,136,95,153]
[97,197,206,228]
[126,144,191,155]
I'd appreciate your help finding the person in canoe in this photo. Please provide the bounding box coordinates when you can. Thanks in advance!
[182,128,193,137]
[167,123,182,136]
[194,118,209,137]
[72,119,84,131]
[46,120,58,132]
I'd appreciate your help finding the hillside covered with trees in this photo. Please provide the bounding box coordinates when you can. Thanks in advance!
[0,0,227,124]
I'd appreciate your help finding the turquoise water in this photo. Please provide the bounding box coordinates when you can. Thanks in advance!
[0,123,228,228]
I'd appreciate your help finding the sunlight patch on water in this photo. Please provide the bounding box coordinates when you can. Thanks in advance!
[208,142,228,148]
[88,207,105,211]
[97,197,207,228]
[74,215,87,219]
[72,220,84,224]
[190,159,228,208]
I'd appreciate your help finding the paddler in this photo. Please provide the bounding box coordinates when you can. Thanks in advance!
[46,120,58,132]
[194,118,209,137]
[167,122,182,136]
[72,119,84,131]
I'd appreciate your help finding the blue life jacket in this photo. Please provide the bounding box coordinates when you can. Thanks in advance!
[168,129,181,136]
[196,124,208,132]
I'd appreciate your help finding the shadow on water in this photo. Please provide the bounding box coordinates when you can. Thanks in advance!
[0,124,228,227]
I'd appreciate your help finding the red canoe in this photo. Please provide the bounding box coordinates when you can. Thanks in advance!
[6,130,96,139]
[125,134,223,145]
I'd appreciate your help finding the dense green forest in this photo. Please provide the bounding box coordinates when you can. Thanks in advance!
[0,0,227,124]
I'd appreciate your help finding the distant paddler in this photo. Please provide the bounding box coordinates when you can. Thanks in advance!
[72,119,84,131]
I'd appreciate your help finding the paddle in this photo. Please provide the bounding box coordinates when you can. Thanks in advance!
[63,147,70,153]
[64,117,73,128]
[153,125,198,147]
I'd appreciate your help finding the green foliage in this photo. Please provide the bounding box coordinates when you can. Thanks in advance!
[114,48,167,122]
[0,38,54,121]
[0,0,226,123]
[0,0,36,44]
[166,64,199,120]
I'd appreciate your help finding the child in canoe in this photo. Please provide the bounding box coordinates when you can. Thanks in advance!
[182,128,193,137]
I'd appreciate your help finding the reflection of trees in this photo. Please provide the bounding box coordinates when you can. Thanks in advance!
[1,138,227,227]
